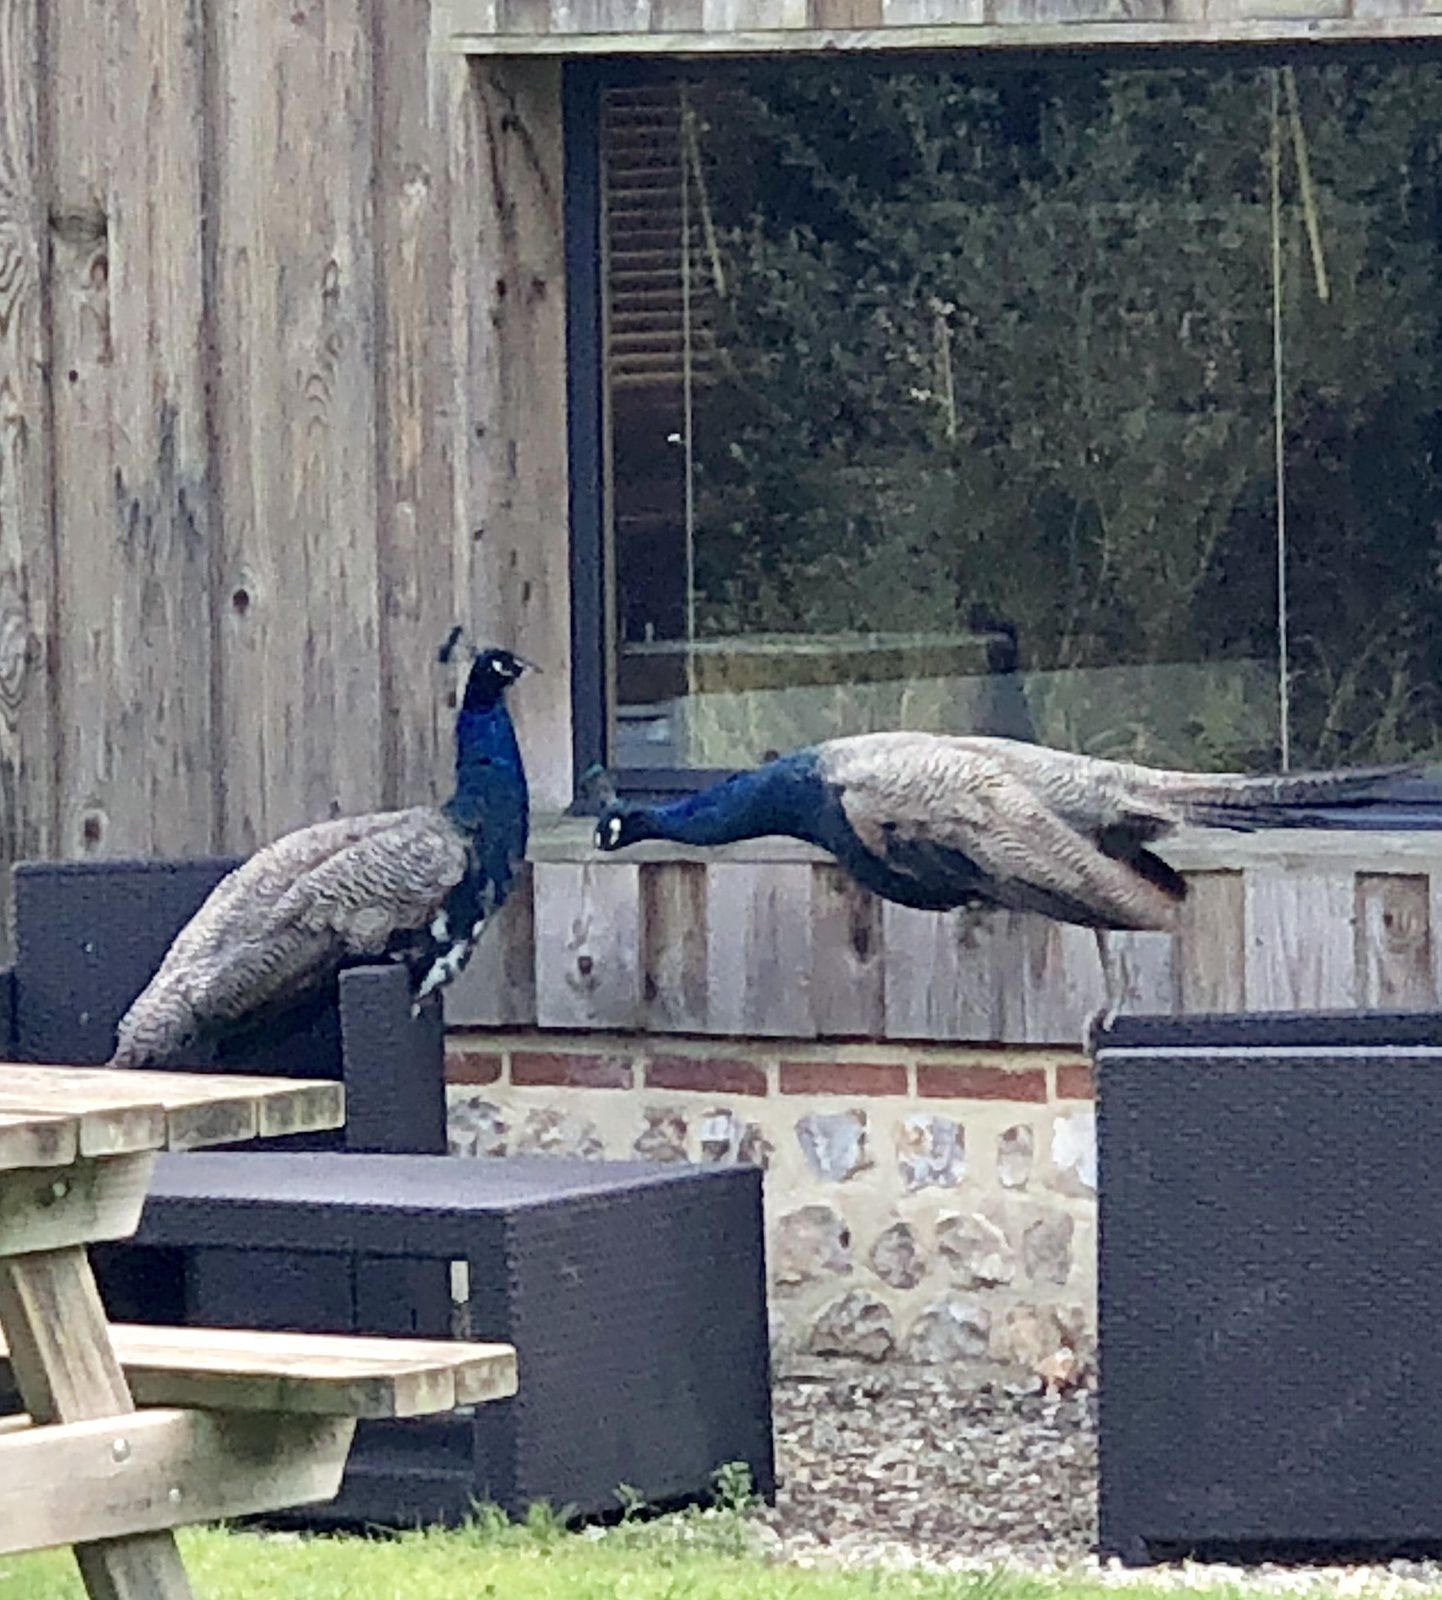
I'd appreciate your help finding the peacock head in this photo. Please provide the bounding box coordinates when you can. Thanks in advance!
[459,647,536,712]
[594,802,656,853]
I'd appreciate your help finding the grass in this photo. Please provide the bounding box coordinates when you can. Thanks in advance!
[0,1472,1434,1600]
[0,1523,1027,1600]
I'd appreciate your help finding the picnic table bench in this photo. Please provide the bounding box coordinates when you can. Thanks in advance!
[0,1061,518,1600]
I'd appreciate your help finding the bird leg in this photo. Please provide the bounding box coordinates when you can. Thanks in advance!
[1083,928,1121,1056]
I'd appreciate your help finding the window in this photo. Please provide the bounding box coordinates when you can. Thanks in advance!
[567,53,1442,794]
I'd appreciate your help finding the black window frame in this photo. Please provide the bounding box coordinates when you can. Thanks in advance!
[565,56,740,809]
[562,40,1442,815]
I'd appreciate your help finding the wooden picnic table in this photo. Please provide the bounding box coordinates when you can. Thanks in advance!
[0,1060,517,1600]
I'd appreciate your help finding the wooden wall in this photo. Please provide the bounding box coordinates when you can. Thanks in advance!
[6,0,1441,1047]
[0,0,574,957]
[446,831,1442,1043]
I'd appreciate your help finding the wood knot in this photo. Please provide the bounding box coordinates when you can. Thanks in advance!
[49,203,108,246]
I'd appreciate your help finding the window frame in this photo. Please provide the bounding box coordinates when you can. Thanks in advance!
[565,57,739,809]
[562,41,1433,813]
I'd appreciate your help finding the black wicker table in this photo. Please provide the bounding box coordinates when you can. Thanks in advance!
[104,1150,775,1528]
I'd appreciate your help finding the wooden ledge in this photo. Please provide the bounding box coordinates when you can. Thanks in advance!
[437,8,1442,55]
[526,813,1442,872]
[0,1323,518,1419]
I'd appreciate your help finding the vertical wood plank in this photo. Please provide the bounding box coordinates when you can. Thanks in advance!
[1428,871,1442,1012]
[533,861,642,1028]
[0,0,54,956]
[0,1248,196,1598]
[1019,920,1107,1044]
[373,0,455,810]
[881,904,958,1040]
[649,0,705,23]
[1176,870,1246,1013]
[1109,930,1178,1016]
[448,58,572,812]
[552,0,651,28]
[810,0,884,22]
[881,904,1028,1042]
[641,861,708,1033]
[443,863,538,1026]
[706,862,812,1036]
[49,0,214,864]
[100,0,214,858]
[45,1,115,864]
[50,0,215,865]
[1356,872,1434,1011]
[214,0,382,850]
[1244,867,1356,1011]
[810,864,884,1038]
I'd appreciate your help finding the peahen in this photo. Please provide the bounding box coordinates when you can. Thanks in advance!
[109,635,533,1069]
[591,731,1438,1033]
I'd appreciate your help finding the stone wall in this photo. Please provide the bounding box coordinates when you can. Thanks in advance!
[445,1031,1096,1383]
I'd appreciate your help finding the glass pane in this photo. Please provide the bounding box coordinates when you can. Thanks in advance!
[601,59,1442,774]
[1277,63,1442,768]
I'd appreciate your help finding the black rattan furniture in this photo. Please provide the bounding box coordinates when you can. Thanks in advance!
[126,1151,774,1525]
[1096,1009,1442,1565]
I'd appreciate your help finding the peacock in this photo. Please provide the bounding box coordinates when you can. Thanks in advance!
[591,731,1438,1034]
[109,633,533,1069]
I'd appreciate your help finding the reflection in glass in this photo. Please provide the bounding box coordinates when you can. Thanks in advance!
[601,61,1442,774]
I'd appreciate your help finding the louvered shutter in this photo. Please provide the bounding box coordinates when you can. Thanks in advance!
[602,83,719,396]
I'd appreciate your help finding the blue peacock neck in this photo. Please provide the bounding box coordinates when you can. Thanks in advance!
[443,701,529,847]
[629,754,821,847]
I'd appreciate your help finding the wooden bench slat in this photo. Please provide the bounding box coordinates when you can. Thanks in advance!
[0,1407,356,1557]
[0,1110,82,1171]
[0,1323,518,1419]
[0,1065,344,1150]
[0,1094,164,1159]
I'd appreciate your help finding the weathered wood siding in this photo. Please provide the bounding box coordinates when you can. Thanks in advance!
[7,0,1442,1052]
[447,833,1442,1042]
[0,3,572,955]
[437,0,1442,53]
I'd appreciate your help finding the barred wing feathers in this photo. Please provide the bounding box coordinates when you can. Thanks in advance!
[110,808,470,1067]
[825,737,1181,930]
[819,732,1421,932]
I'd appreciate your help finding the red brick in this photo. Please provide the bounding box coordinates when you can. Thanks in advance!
[511,1052,633,1089]
[644,1056,768,1097]
[445,1049,503,1086]
[779,1060,907,1097]
[1056,1062,1095,1100]
[917,1063,1047,1103]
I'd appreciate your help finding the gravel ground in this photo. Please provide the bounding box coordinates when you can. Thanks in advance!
[759,1365,1442,1594]
[763,1365,1096,1572]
